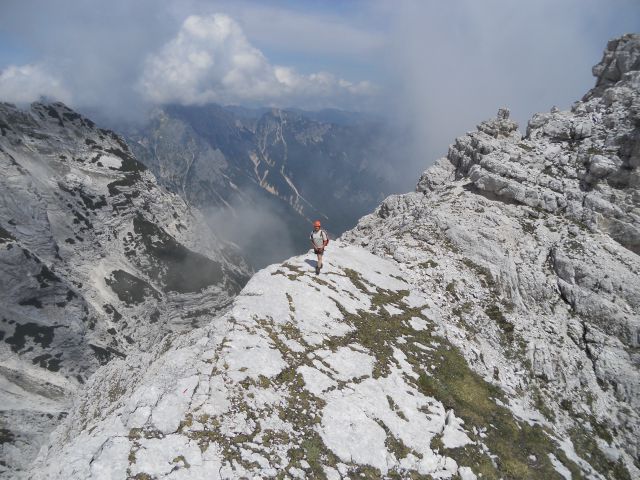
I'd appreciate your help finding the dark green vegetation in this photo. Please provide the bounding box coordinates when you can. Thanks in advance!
[105,269,160,305]
[31,353,63,372]
[0,118,12,136]
[104,147,147,173]
[0,428,15,445]
[419,259,438,268]
[559,401,633,479]
[35,265,61,288]
[484,304,514,333]
[0,225,15,243]
[124,214,245,294]
[4,322,58,353]
[103,304,123,322]
[89,343,126,365]
[107,173,141,198]
[459,257,516,335]
[18,298,43,309]
[246,265,586,478]
[336,269,582,479]
[569,427,632,480]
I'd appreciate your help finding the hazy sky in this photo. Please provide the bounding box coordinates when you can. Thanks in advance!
[1,0,638,172]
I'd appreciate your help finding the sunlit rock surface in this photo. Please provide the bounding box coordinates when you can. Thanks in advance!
[19,34,640,479]
[346,33,640,478]
[31,245,572,479]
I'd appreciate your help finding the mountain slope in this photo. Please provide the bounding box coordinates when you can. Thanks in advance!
[0,102,250,477]
[25,34,640,479]
[344,34,640,477]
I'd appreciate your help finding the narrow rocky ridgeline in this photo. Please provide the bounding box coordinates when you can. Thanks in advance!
[0,102,250,477]
[30,243,593,479]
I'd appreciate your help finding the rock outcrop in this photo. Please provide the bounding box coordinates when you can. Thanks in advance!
[0,102,249,477]
[16,34,640,479]
[346,33,640,477]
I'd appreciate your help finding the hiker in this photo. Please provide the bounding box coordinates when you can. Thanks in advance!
[310,220,329,274]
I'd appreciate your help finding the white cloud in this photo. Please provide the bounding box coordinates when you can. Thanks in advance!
[0,64,72,104]
[138,13,375,107]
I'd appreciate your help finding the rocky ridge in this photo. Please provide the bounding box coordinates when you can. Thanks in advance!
[346,33,640,476]
[0,102,249,476]
[23,34,640,479]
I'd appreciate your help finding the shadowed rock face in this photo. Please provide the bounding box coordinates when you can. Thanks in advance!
[592,34,640,89]
[0,102,250,477]
[18,35,640,480]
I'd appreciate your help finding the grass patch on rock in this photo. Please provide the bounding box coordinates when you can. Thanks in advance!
[485,304,514,333]
[569,427,631,479]
[417,340,580,479]
[336,268,582,479]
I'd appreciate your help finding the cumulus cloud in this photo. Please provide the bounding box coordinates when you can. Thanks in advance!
[138,14,375,107]
[0,63,72,105]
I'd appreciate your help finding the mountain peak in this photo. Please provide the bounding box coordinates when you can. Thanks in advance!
[592,33,640,88]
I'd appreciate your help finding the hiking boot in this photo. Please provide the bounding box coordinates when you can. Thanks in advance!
[315,265,320,275]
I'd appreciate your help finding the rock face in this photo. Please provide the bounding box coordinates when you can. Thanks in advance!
[346,33,640,476]
[0,102,250,477]
[19,34,640,479]
[122,105,392,265]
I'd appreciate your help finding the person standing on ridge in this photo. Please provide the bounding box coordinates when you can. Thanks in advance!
[310,220,329,274]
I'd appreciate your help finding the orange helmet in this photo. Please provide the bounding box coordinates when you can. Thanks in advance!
[313,220,321,227]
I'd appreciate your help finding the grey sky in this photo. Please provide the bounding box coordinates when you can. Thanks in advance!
[0,0,637,182]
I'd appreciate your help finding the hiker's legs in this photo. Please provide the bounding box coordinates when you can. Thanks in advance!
[316,252,323,269]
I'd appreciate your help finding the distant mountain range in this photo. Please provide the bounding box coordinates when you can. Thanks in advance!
[115,104,395,267]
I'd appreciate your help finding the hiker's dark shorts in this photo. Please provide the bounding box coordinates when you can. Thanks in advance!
[314,248,324,255]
